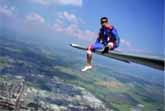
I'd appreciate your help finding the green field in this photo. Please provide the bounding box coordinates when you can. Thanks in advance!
[0,37,163,111]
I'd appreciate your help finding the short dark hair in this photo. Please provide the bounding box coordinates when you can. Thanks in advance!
[100,17,108,23]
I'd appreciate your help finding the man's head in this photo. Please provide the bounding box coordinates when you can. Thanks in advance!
[100,17,108,26]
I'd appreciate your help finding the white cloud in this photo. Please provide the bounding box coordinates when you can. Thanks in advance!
[29,0,83,7]
[25,12,45,23]
[57,0,82,6]
[53,23,96,41]
[30,0,48,5]
[121,39,131,47]
[58,11,79,24]
[0,5,15,16]
[53,11,97,41]
[119,39,145,53]
[63,11,77,23]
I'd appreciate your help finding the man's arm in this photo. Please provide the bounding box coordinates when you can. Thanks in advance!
[95,37,101,43]
[95,31,103,43]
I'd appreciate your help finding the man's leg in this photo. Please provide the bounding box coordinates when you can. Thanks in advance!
[82,43,103,72]
[81,45,93,71]
[86,50,92,66]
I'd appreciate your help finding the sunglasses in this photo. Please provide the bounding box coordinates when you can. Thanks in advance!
[101,19,108,24]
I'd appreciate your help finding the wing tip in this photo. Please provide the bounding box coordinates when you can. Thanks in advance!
[70,44,73,47]
[70,43,77,47]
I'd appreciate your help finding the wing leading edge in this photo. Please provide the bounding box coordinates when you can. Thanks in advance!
[70,44,164,71]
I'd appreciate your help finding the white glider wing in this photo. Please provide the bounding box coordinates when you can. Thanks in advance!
[70,44,164,71]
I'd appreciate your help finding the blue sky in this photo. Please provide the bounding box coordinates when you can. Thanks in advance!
[0,0,163,56]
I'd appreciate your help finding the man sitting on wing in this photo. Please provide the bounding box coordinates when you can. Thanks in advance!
[81,17,120,72]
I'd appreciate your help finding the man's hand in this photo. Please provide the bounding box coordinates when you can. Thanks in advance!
[107,42,114,49]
